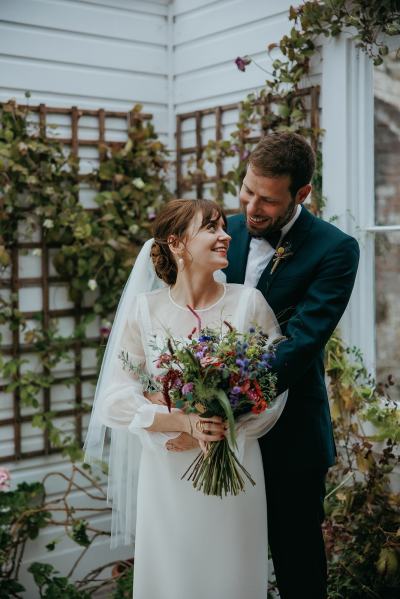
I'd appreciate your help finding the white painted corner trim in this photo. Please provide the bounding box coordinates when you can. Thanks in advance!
[322,34,375,372]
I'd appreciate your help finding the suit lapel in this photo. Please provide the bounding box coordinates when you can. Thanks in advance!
[257,206,315,293]
[225,216,251,284]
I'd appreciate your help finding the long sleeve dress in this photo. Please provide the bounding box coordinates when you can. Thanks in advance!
[99,283,286,599]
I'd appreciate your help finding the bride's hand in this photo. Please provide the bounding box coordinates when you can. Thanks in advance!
[186,414,226,446]
[144,391,166,405]
[166,433,199,452]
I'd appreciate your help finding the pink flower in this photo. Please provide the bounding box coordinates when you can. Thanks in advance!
[100,320,112,338]
[155,353,172,368]
[235,56,252,72]
[200,355,220,367]
[182,382,194,395]
[0,467,10,491]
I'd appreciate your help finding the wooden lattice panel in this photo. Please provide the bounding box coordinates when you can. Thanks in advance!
[176,86,320,211]
[0,103,151,462]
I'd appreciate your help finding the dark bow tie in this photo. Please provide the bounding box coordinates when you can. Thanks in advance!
[263,230,282,249]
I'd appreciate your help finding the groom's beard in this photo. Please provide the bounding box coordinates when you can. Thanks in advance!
[243,197,296,238]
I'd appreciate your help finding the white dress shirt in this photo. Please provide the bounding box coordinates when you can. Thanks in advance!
[244,204,302,288]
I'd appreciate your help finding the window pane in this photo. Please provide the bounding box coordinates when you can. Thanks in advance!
[374,50,400,226]
[375,232,400,402]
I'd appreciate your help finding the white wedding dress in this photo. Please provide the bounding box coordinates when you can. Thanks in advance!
[98,283,286,599]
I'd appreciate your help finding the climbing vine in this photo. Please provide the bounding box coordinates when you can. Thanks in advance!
[0,98,170,460]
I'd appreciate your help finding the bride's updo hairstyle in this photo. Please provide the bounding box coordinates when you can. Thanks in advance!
[151,198,227,285]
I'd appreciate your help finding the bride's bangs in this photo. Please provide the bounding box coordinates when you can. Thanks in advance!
[197,199,227,230]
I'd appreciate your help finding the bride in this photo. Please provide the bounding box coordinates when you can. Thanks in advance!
[83,198,287,599]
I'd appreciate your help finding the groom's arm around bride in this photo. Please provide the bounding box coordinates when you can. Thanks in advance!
[224,132,359,599]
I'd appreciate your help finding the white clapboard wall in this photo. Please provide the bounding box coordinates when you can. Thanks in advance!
[0,1,323,596]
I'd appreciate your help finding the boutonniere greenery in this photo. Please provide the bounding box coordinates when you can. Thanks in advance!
[271,241,294,274]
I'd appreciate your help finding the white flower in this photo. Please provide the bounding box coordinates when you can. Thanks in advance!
[132,177,145,190]
[88,279,97,291]
[32,248,42,257]
[43,219,54,229]
[129,223,139,235]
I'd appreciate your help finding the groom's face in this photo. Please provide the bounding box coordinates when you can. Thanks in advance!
[240,166,307,237]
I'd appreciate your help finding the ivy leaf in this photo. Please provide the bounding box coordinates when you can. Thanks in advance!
[376,547,399,578]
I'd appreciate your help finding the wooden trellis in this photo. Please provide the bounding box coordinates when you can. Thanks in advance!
[176,85,320,208]
[0,103,152,462]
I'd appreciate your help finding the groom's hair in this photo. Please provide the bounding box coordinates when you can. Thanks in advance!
[249,132,315,198]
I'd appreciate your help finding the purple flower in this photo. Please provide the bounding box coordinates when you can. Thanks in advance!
[235,56,252,72]
[199,334,213,342]
[182,382,194,395]
[232,386,241,394]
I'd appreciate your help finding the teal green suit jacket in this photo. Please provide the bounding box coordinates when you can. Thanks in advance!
[224,207,360,472]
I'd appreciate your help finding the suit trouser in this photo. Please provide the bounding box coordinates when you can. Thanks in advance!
[265,468,328,599]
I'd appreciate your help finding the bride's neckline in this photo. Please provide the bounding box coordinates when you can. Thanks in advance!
[168,283,227,312]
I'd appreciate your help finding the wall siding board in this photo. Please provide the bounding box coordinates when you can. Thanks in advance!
[174,17,289,75]
[173,0,288,45]
[1,0,167,45]
[0,56,168,104]
[0,23,168,75]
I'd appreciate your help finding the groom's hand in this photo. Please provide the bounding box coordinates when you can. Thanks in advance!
[166,433,199,452]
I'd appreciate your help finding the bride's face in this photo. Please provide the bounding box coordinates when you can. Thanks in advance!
[182,210,231,272]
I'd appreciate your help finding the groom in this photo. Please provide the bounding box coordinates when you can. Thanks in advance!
[224,132,359,598]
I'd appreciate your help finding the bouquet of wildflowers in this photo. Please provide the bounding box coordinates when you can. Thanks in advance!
[120,311,281,498]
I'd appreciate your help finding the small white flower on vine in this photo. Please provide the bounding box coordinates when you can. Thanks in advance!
[88,279,97,291]
[132,177,145,189]
[43,219,54,229]
[129,223,139,235]
[32,248,42,257]
[18,142,28,155]
[0,467,10,491]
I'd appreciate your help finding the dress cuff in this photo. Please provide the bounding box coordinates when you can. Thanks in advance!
[128,403,181,450]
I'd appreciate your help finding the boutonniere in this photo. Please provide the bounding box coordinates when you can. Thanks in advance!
[270,242,294,274]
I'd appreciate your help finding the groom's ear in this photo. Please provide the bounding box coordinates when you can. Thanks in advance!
[295,183,312,205]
